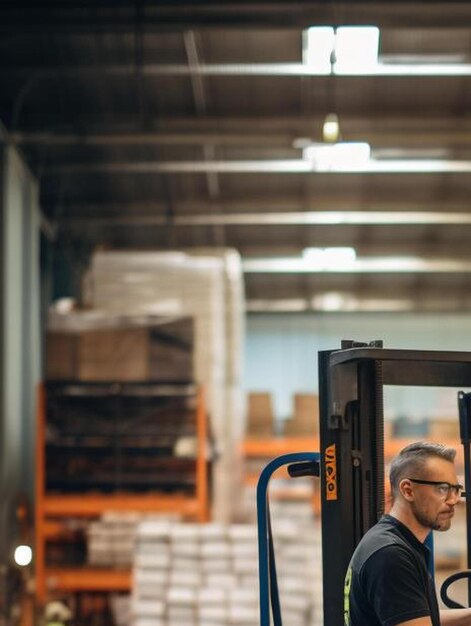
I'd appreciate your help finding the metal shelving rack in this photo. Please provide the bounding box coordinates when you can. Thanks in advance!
[35,382,209,604]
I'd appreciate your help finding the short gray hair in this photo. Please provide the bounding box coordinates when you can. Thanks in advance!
[389,441,456,498]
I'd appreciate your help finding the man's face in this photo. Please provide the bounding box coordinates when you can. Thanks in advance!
[408,457,461,532]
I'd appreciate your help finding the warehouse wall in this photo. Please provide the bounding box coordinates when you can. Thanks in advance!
[0,143,40,559]
[245,313,471,423]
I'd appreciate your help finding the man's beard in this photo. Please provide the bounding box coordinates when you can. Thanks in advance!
[411,502,451,531]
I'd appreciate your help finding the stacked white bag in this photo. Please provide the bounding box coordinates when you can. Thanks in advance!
[131,520,320,626]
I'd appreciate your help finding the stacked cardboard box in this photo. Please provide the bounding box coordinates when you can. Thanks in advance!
[246,393,275,438]
[84,249,245,522]
[131,519,320,626]
[283,394,319,437]
[428,417,460,440]
[46,314,194,383]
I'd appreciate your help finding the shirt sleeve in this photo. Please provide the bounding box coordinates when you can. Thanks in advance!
[360,544,432,626]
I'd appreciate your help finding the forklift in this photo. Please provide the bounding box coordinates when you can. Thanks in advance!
[257,341,471,626]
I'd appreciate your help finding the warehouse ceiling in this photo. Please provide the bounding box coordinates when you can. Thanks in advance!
[2,1,471,313]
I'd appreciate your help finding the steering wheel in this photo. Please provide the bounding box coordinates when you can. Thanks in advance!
[440,570,471,608]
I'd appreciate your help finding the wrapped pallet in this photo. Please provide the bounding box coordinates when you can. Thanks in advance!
[83,249,245,522]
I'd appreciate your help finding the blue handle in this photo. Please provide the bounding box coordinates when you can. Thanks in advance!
[257,451,321,626]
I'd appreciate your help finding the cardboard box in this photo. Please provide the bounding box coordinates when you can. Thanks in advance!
[46,317,194,382]
[46,332,77,379]
[283,394,319,437]
[246,393,274,437]
[429,418,460,440]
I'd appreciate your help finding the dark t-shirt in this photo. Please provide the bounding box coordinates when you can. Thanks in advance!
[344,514,440,626]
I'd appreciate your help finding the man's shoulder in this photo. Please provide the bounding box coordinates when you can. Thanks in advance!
[360,515,404,543]
[351,517,411,568]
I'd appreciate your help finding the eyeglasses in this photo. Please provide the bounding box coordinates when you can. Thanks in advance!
[407,478,464,499]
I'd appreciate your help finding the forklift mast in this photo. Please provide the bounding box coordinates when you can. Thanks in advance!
[319,341,471,626]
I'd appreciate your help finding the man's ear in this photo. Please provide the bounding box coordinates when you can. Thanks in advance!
[399,478,414,502]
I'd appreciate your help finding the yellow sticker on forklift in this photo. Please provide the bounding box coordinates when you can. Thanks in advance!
[325,443,337,500]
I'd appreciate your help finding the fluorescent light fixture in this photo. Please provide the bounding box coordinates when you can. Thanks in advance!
[311,293,413,312]
[302,246,357,270]
[246,299,308,312]
[344,63,471,76]
[51,156,471,175]
[246,296,415,312]
[14,545,32,567]
[304,25,379,74]
[66,210,471,228]
[366,159,471,173]
[373,148,451,159]
[312,292,347,311]
[303,26,335,73]
[381,54,467,65]
[334,26,380,73]
[323,113,340,143]
[242,256,471,274]
[303,142,371,171]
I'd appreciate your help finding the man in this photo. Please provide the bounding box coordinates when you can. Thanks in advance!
[344,441,471,626]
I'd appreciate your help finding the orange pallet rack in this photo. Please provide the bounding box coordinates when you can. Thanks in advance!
[35,383,209,604]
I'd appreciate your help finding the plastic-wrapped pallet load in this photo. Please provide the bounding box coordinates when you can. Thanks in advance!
[131,520,320,626]
[84,249,245,522]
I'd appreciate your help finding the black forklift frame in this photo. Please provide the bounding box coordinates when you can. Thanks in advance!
[319,341,471,626]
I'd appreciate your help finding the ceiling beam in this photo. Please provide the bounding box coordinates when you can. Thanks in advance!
[0,2,470,31]
[245,295,471,314]
[223,243,471,258]
[11,118,471,148]
[183,30,221,201]
[12,115,471,134]
[53,229,471,259]
[244,279,471,313]
[45,199,471,216]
